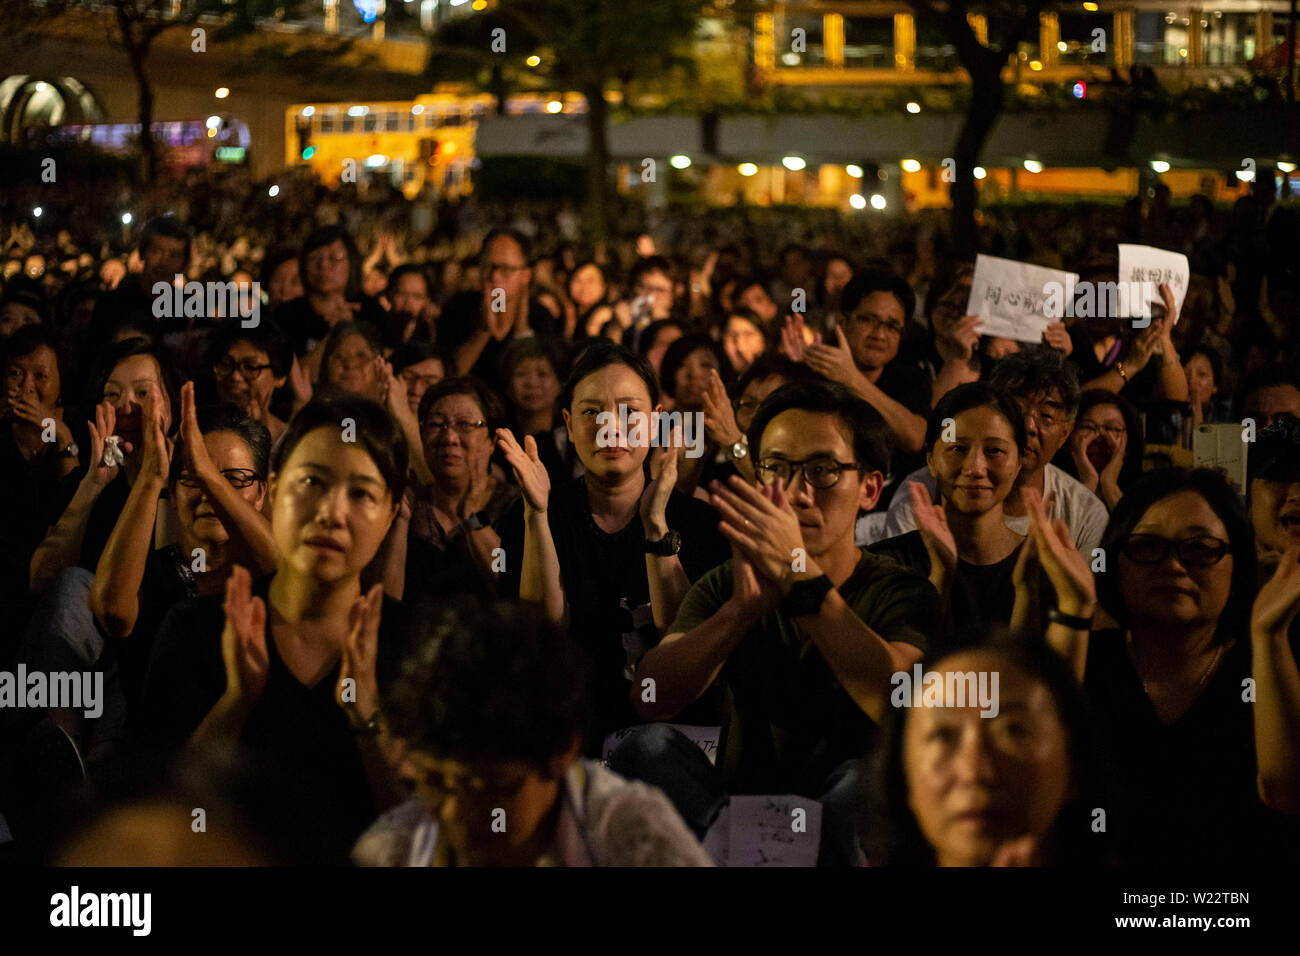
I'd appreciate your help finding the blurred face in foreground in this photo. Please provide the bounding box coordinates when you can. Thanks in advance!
[904,650,1073,867]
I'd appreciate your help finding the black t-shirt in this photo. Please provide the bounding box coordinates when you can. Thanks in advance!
[668,549,939,796]
[436,291,560,390]
[498,478,729,750]
[79,473,133,572]
[140,575,410,847]
[869,530,1026,656]
[113,544,199,723]
[1084,629,1300,865]
[871,361,932,508]
[271,295,388,356]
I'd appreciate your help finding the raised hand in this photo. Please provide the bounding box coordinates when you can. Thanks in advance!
[1252,546,1300,638]
[803,325,864,391]
[180,381,218,483]
[1070,431,1100,492]
[496,428,549,516]
[709,475,810,590]
[1042,320,1073,356]
[1099,429,1126,488]
[701,368,743,448]
[781,314,810,362]
[727,540,780,619]
[910,481,957,574]
[85,400,121,487]
[484,290,513,339]
[458,439,494,520]
[288,354,313,410]
[140,382,172,486]
[338,583,384,722]
[219,565,269,709]
[640,424,681,536]
[1023,487,1095,617]
[936,314,982,364]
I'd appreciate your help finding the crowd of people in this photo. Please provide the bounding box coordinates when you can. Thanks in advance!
[2,176,1299,867]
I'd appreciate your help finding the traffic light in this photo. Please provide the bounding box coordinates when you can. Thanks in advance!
[296,116,314,162]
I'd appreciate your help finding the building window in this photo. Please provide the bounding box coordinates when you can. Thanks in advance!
[1201,12,1256,65]
[842,16,893,69]
[778,13,825,67]
[363,112,378,132]
[386,110,400,130]
[1134,11,1190,66]
[1057,12,1114,66]
[341,114,355,133]
[321,111,336,134]
[914,19,958,72]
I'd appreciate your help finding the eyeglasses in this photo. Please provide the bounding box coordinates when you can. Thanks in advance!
[846,313,905,337]
[400,371,443,390]
[425,418,487,435]
[755,455,861,490]
[1075,422,1126,439]
[1020,404,1069,430]
[1121,534,1230,568]
[486,263,527,277]
[330,350,377,369]
[214,357,272,380]
[637,282,673,296]
[176,468,261,489]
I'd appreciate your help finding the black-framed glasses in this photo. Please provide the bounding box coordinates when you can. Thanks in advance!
[755,455,861,490]
[1121,534,1230,568]
[1075,422,1127,439]
[845,313,905,337]
[214,357,272,380]
[176,468,261,489]
[424,418,487,435]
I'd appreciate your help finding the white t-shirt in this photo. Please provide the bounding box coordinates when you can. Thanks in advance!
[857,463,1108,556]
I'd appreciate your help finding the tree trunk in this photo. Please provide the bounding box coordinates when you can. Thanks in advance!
[490,61,508,116]
[583,83,611,243]
[128,45,156,184]
[951,61,1003,258]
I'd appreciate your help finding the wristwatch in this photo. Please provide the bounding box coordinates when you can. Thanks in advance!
[728,438,749,462]
[782,574,834,617]
[644,530,682,556]
[349,711,384,736]
[464,509,490,531]
[1047,606,1093,630]
[59,441,80,460]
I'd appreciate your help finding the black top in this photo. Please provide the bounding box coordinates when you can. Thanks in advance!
[1083,629,1300,865]
[403,481,521,607]
[79,473,133,572]
[869,530,1027,657]
[435,291,560,390]
[140,575,410,848]
[114,544,199,722]
[498,478,729,750]
[668,549,939,796]
[271,295,388,356]
[871,361,932,509]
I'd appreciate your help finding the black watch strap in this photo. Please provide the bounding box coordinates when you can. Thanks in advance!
[464,509,490,531]
[644,530,682,556]
[1047,606,1093,630]
[782,574,834,617]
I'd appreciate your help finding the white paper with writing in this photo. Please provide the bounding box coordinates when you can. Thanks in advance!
[1117,243,1190,321]
[966,254,1079,342]
[600,724,720,767]
[725,795,822,868]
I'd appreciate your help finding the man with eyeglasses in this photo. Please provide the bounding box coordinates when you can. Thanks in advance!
[618,381,940,865]
[869,349,1108,558]
[439,229,557,391]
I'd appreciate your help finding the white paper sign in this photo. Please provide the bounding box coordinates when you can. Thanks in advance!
[600,724,720,767]
[1193,423,1247,495]
[965,254,1079,343]
[725,795,822,868]
[1117,244,1190,322]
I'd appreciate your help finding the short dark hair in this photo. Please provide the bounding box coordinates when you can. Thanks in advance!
[1248,414,1300,484]
[418,375,506,433]
[1181,344,1223,387]
[658,333,730,401]
[1237,363,1300,416]
[1,322,60,369]
[173,402,272,484]
[386,264,432,301]
[1097,468,1256,642]
[259,246,299,289]
[561,340,660,411]
[381,597,592,768]
[748,380,892,476]
[987,348,1082,419]
[839,268,916,324]
[480,227,532,266]
[1076,388,1144,487]
[388,340,445,376]
[90,337,181,426]
[271,393,408,503]
[866,636,1108,866]
[633,318,687,358]
[317,320,384,387]
[736,352,821,395]
[499,336,569,389]
[139,215,191,263]
[205,318,293,378]
[927,382,1028,452]
[628,255,675,289]
[300,226,360,298]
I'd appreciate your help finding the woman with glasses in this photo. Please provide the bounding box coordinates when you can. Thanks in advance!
[1075,468,1299,863]
[1062,389,1144,511]
[206,321,293,444]
[378,377,519,604]
[90,386,274,732]
[318,320,387,404]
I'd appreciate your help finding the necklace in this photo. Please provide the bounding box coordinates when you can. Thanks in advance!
[1128,631,1226,697]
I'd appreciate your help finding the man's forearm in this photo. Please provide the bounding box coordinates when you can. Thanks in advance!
[456,329,491,376]
[855,377,925,453]
[634,601,757,720]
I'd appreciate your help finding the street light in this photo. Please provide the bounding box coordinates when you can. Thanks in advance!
[738,163,758,176]
[849,194,866,210]
[670,155,691,169]
[1151,160,1170,173]
[121,213,133,225]
[1024,159,1043,173]
[546,100,563,113]
[846,164,863,178]
[869,194,887,210]
[974,166,987,179]
[906,101,922,114]
[215,87,229,99]
[782,156,806,171]
[268,185,280,197]
[901,159,921,172]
